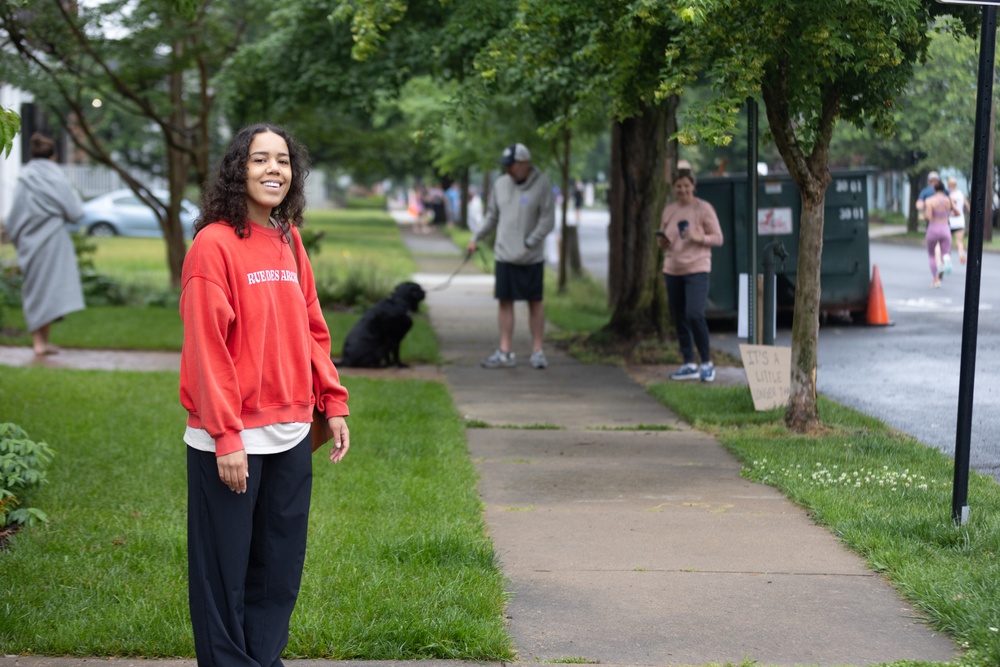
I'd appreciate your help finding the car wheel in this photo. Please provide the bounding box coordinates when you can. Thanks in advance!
[89,222,117,237]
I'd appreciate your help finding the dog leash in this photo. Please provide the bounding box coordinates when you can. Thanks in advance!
[430,247,488,291]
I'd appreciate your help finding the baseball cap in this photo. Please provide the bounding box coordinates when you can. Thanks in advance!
[499,143,531,166]
[928,171,940,183]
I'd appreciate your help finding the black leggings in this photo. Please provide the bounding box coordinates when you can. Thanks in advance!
[664,272,711,365]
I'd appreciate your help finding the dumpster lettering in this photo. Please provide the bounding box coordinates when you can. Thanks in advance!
[838,207,865,221]
[835,179,864,194]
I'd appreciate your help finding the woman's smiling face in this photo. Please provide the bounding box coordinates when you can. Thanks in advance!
[673,175,695,204]
[245,130,291,223]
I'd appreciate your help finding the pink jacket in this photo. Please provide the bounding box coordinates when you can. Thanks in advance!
[659,197,724,276]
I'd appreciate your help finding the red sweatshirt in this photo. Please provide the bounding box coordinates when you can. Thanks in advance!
[179,221,349,456]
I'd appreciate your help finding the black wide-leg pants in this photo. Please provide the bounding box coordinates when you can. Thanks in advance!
[187,436,312,667]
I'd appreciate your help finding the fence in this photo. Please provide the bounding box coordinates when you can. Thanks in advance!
[61,165,167,199]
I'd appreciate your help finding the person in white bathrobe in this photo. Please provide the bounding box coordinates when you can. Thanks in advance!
[6,133,86,355]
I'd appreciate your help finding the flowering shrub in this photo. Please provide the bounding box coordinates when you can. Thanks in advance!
[0,422,55,531]
[744,459,946,493]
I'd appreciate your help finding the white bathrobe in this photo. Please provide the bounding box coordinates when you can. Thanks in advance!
[6,159,86,332]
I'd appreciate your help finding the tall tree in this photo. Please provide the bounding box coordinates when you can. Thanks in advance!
[0,0,259,288]
[335,0,686,341]
[469,0,609,291]
[219,0,517,192]
[831,21,983,231]
[656,0,978,431]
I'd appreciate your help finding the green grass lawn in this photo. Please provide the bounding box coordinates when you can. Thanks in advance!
[0,209,439,363]
[0,366,512,659]
[0,305,438,363]
[8,207,1000,666]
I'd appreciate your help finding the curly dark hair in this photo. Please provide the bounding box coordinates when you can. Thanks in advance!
[195,123,310,240]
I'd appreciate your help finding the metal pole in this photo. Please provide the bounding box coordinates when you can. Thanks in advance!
[762,240,788,346]
[747,98,759,344]
[952,5,996,526]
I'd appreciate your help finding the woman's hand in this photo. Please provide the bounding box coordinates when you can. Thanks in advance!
[686,226,705,244]
[327,417,350,463]
[217,450,248,493]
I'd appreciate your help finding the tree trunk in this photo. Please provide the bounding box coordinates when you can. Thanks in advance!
[164,41,190,290]
[458,168,470,231]
[604,100,671,340]
[784,184,824,431]
[762,67,836,433]
[557,127,582,291]
[907,171,921,233]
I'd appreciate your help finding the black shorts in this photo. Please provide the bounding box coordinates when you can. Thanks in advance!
[495,260,544,301]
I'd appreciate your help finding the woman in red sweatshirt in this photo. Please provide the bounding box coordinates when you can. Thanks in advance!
[179,123,350,667]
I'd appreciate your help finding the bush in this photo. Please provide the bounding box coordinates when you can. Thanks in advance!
[0,257,21,331]
[344,195,388,210]
[314,263,395,311]
[869,208,906,226]
[0,423,55,534]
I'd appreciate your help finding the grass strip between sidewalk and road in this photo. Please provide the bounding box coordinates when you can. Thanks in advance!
[0,366,513,660]
[649,381,1000,667]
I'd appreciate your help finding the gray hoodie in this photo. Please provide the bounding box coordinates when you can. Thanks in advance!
[474,166,555,265]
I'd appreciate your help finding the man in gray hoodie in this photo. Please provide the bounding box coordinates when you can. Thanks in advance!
[466,143,555,369]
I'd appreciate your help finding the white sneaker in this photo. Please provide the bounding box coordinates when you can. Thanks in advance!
[481,349,516,368]
[700,362,716,382]
[670,363,700,380]
[530,349,548,369]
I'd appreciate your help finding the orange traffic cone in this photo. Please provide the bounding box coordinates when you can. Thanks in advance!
[866,264,893,326]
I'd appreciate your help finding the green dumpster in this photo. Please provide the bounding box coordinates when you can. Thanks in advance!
[696,169,872,322]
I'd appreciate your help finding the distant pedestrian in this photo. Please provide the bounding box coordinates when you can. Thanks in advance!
[6,132,86,356]
[916,171,947,221]
[924,179,955,288]
[445,182,461,227]
[466,143,556,369]
[180,123,350,667]
[573,181,584,225]
[656,169,724,382]
[947,176,968,264]
[409,186,429,234]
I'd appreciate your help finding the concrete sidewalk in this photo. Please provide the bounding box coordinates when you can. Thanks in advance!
[0,217,956,667]
[402,219,956,666]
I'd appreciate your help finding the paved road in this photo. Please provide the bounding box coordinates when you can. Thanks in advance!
[570,210,1000,486]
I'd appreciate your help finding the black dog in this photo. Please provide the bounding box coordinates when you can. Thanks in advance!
[339,282,426,368]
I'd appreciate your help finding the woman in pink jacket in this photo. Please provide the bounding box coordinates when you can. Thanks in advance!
[656,169,725,382]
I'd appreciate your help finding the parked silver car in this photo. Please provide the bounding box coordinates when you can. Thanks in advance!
[71,189,200,238]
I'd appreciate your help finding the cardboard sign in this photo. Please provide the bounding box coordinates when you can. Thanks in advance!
[739,344,791,411]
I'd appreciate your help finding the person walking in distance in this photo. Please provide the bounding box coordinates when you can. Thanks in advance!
[656,169,724,382]
[924,179,956,288]
[947,176,968,265]
[6,133,86,356]
[179,123,350,667]
[466,143,556,369]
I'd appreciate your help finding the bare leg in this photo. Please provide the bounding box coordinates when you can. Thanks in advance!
[498,300,515,353]
[955,230,966,262]
[31,324,58,355]
[528,300,545,352]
